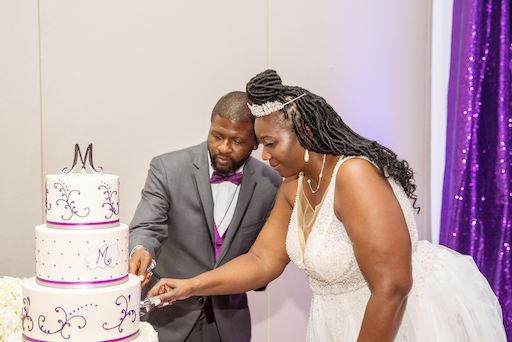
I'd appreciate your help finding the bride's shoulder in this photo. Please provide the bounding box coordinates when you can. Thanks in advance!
[336,156,382,182]
[334,157,388,200]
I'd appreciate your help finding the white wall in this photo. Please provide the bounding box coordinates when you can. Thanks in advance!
[0,1,431,340]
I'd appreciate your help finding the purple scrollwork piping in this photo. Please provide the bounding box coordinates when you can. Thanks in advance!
[53,180,90,220]
[38,306,88,340]
[45,186,51,213]
[22,297,34,332]
[98,182,119,219]
[102,295,137,333]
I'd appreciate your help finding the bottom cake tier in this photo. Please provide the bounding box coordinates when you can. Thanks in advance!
[21,274,142,342]
[8,322,158,342]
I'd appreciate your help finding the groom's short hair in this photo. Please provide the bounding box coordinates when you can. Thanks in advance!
[211,91,254,124]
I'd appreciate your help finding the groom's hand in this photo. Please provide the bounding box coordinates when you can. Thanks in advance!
[147,278,194,305]
[128,246,153,288]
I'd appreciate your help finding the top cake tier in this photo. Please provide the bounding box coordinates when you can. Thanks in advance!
[45,173,120,228]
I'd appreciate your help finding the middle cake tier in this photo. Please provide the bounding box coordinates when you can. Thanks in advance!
[35,223,129,287]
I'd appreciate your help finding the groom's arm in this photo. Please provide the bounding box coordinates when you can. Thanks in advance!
[129,156,171,279]
[147,179,295,301]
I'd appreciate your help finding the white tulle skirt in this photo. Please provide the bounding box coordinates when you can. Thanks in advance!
[307,240,506,341]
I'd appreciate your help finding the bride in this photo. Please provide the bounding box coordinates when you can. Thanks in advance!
[147,70,506,341]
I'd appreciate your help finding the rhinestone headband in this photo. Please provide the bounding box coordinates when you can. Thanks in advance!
[247,93,306,117]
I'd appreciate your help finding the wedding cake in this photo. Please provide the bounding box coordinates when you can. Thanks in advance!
[19,145,158,342]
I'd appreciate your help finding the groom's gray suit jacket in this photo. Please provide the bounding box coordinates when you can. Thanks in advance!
[129,142,281,342]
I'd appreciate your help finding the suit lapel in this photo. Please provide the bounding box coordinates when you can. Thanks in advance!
[192,143,215,246]
[215,157,257,266]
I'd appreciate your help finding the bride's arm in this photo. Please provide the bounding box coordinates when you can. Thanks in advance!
[334,159,413,342]
[148,179,296,301]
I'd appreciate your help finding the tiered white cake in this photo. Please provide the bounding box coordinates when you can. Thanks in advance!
[20,166,148,341]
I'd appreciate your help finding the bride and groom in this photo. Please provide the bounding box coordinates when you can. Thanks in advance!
[130,70,506,341]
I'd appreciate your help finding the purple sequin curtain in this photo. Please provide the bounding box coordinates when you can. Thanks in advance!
[440,0,511,337]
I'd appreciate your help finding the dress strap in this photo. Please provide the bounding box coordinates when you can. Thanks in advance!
[322,156,348,202]
[296,172,304,203]
[332,155,348,178]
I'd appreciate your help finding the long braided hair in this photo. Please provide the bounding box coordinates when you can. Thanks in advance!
[247,69,419,212]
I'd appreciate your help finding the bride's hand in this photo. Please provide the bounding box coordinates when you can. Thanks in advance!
[147,278,195,305]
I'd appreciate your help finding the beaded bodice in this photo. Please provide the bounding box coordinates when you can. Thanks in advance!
[286,156,419,295]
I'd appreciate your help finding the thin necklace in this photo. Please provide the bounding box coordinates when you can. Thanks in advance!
[306,154,326,194]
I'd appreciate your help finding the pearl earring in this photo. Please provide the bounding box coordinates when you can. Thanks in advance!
[304,149,309,162]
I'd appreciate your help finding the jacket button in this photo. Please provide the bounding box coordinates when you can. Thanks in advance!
[198,297,204,304]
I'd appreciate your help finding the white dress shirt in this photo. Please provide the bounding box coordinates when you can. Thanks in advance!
[208,154,244,237]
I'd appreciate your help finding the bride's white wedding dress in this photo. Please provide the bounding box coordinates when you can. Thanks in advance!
[286,156,506,341]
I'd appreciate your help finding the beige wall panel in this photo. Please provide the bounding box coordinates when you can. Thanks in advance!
[0,0,41,277]
[267,0,431,340]
[39,0,269,339]
[2,0,431,340]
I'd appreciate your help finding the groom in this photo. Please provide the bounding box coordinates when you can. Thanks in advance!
[129,91,281,342]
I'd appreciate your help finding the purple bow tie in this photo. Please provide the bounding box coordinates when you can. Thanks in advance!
[209,171,243,185]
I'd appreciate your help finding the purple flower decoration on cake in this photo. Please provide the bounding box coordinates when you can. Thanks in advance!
[98,182,119,219]
[53,180,90,220]
[102,295,137,333]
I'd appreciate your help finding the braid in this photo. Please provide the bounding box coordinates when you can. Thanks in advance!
[247,69,419,213]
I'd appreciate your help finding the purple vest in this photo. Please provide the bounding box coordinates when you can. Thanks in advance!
[213,223,227,261]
